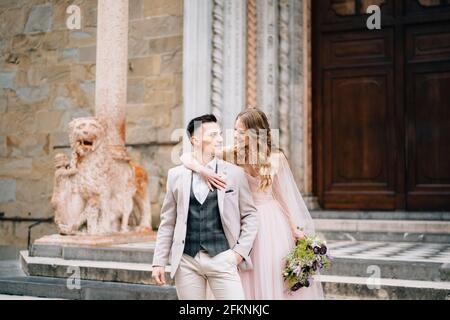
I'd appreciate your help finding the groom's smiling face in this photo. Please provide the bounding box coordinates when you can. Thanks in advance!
[191,122,223,157]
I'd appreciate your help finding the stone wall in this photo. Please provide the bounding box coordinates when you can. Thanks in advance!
[0,0,183,246]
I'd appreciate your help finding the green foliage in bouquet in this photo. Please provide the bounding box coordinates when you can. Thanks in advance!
[283,230,332,292]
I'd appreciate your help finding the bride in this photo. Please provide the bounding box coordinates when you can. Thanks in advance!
[180,108,324,300]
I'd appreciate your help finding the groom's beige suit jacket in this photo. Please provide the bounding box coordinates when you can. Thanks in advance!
[152,159,258,278]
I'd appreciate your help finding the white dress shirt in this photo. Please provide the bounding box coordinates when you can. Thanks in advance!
[192,157,217,205]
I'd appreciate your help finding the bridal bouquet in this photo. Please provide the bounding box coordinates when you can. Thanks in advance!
[283,230,332,292]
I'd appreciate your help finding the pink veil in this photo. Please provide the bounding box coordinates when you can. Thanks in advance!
[272,152,324,299]
[272,152,316,237]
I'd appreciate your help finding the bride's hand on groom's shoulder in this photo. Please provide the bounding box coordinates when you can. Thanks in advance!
[199,167,227,191]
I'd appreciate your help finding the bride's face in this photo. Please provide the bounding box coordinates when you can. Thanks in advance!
[234,118,248,148]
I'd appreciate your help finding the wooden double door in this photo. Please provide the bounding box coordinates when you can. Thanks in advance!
[313,0,450,210]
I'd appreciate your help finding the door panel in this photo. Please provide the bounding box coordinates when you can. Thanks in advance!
[323,68,396,209]
[406,64,450,210]
[406,24,450,63]
[323,30,394,67]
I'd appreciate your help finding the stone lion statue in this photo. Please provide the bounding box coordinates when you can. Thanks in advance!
[51,117,152,235]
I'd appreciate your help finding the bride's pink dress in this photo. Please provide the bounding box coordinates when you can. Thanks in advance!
[238,153,324,300]
[204,153,324,300]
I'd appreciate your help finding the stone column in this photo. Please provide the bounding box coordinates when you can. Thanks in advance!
[300,0,319,209]
[255,0,318,209]
[183,0,213,129]
[222,0,246,133]
[256,0,279,127]
[288,0,305,189]
[183,0,247,143]
[95,0,129,148]
[211,0,224,124]
[286,0,319,209]
[246,0,258,109]
[279,0,290,158]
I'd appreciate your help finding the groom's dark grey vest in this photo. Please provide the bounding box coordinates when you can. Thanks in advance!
[183,163,229,258]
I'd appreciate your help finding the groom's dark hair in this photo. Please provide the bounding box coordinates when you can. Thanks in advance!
[186,114,217,138]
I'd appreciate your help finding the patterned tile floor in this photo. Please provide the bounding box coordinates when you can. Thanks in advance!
[327,241,450,264]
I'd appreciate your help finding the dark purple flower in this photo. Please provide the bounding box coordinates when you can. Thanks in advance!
[304,280,310,288]
[313,246,320,255]
[320,245,327,255]
[291,282,302,291]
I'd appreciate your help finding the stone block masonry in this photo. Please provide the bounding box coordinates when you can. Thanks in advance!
[0,0,183,245]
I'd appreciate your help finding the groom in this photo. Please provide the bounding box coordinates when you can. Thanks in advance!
[152,114,258,300]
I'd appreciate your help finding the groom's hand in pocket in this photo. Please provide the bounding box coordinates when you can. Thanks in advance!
[152,266,166,285]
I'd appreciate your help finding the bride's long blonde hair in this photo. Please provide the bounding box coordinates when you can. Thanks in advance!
[230,109,276,191]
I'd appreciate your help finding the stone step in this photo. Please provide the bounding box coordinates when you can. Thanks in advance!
[5,255,450,300]
[0,245,22,261]
[440,264,450,281]
[320,275,450,300]
[0,294,63,300]
[325,241,450,281]
[0,276,177,300]
[0,259,24,278]
[20,251,172,286]
[322,256,445,281]
[311,211,450,221]
[1,273,448,300]
[315,219,450,243]
[30,242,155,264]
[29,240,450,282]
[316,219,450,234]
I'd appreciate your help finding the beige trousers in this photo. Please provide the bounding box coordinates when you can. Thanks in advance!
[174,249,245,300]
